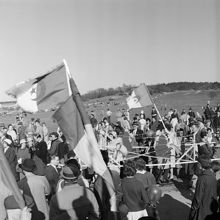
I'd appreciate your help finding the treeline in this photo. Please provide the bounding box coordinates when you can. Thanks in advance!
[82,82,220,101]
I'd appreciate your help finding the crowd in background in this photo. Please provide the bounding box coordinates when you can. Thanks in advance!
[0,102,220,220]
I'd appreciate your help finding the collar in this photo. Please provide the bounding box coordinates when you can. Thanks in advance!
[136,170,146,174]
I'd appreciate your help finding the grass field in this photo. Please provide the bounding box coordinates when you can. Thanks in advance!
[0,89,219,133]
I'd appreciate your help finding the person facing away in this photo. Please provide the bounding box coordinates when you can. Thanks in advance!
[18,158,51,220]
[189,156,218,220]
[49,162,100,220]
[121,160,148,220]
[134,158,156,192]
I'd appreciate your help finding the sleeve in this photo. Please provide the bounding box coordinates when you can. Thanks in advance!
[44,177,51,195]
[139,182,149,204]
[191,176,204,210]
[49,195,66,220]
[87,189,100,220]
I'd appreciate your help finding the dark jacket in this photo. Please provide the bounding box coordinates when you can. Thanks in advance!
[49,139,61,157]
[45,165,59,195]
[35,140,48,164]
[189,169,217,220]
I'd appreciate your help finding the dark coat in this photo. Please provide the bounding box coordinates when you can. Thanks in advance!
[45,165,59,195]
[189,169,217,220]
[35,140,48,164]
[48,139,61,157]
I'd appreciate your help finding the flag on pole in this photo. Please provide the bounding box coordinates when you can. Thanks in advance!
[126,83,153,109]
[6,62,70,113]
[53,96,114,190]
[0,145,25,210]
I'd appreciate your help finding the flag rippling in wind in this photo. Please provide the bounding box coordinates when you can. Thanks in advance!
[6,62,70,113]
[6,60,116,208]
[126,83,153,109]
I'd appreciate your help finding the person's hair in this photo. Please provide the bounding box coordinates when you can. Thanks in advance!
[36,134,42,139]
[8,124,12,128]
[122,160,136,177]
[207,128,212,132]
[200,130,207,139]
[49,155,59,163]
[211,161,220,173]
[135,158,146,171]
[35,119,40,124]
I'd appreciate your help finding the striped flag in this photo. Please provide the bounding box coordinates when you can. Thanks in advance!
[6,62,70,113]
[127,83,153,109]
[53,78,116,210]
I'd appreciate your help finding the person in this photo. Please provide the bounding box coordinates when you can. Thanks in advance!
[34,119,44,139]
[42,122,49,143]
[7,124,17,142]
[49,163,100,220]
[213,111,220,133]
[3,138,18,181]
[130,123,144,146]
[34,134,48,164]
[134,158,156,192]
[151,107,157,120]
[45,155,60,196]
[106,108,112,123]
[57,135,69,163]
[17,139,31,161]
[121,160,148,220]
[18,159,50,220]
[48,132,61,157]
[189,156,218,220]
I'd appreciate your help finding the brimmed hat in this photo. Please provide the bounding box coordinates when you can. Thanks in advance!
[20,159,36,172]
[61,165,80,180]
[3,138,12,146]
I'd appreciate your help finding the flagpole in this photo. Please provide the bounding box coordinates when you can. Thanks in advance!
[0,143,25,209]
[144,84,168,132]
[63,60,117,214]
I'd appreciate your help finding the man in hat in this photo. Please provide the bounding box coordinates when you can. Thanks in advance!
[18,159,50,220]
[189,156,218,220]
[49,163,100,220]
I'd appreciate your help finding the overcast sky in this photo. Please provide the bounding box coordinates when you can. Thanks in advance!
[0,0,219,101]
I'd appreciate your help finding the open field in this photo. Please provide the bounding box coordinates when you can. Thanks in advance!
[0,89,219,132]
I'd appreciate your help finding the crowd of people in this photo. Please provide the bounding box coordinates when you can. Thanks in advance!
[0,102,220,220]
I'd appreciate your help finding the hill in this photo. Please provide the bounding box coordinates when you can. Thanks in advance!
[82,82,220,101]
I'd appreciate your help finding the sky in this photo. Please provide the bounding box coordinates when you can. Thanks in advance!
[0,0,219,101]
